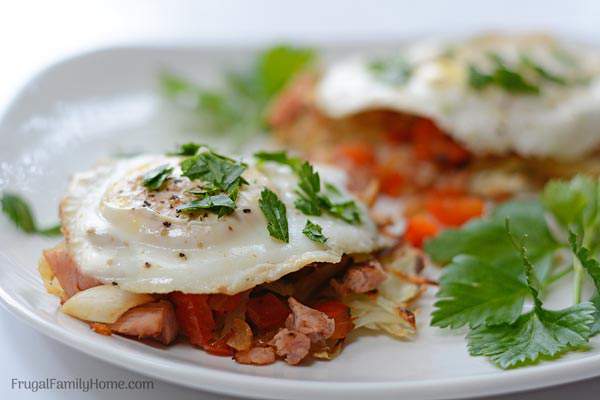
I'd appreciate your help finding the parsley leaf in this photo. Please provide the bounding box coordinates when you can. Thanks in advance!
[467,227,595,369]
[294,161,322,215]
[303,220,327,243]
[431,255,528,329]
[255,152,362,224]
[368,56,413,86]
[425,200,559,279]
[258,45,316,98]
[176,194,236,217]
[180,151,248,196]
[468,65,494,89]
[259,188,289,242]
[142,164,173,191]
[543,175,600,243]
[468,54,540,95]
[1,193,61,236]
[520,55,567,86]
[254,150,302,171]
[468,302,595,369]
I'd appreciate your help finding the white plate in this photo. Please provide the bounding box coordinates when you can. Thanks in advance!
[1,45,600,400]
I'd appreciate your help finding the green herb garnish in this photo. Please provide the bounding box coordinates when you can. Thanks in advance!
[176,194,236,217]
[426,175,600,369]
[1,193,61,236]
[254,150,302,171]
[159,45,315,141]
[520,55,567,85]
[468,54,540,95]
[254,151,362,224]
[180,150,248,198]
[258,188,289,242]
[303,220,327,243]
[467,223,595,369]
[142,164,173,191]
[368,56,413,86]
[176,146,248,217]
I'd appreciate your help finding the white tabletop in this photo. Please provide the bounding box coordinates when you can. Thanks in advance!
[1,1,600,399]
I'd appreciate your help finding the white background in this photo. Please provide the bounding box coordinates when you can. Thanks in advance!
[1,0,600,399]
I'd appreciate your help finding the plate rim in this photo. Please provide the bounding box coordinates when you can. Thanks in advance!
[2,44,600,400]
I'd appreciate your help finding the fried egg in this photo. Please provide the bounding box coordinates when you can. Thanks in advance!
[60,155,382,295]
[316,34,600,160]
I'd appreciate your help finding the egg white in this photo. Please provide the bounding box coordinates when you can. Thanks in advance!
[60,155,382,294]
[316,34,600,160]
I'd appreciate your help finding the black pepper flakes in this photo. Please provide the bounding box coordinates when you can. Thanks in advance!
[179,252,187,259]
[144,262,151,268]
[111,281,118,286]
[143,200,151,207]
[242,208,251,214]
[163,221,172,228]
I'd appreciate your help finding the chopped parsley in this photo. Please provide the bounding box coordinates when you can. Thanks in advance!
[176,194,236,217]
[520,55,567,85]
[426,175,600,369]
[159,45,316,141]
[368,56,413,86]
[180,150,248,199]
[254,150,302,171]
[258,188,289,242]
[302,220,327,243]
[468,54,540,95]
[467,223,595,369]
[142,164,173,191]
[176,146,248,217]
[1,193,61,236]
[468,52,590,95]
[254,151,362,224]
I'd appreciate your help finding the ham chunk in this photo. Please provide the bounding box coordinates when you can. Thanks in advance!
[43,245,101,298]
[270,328,311,365]
[234,347,276,365]
[333,260,387,295]
[285,297,334,343]
[110,300,179,345]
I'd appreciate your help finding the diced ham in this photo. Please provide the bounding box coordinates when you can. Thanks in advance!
[285,297,334,343]
[234,347,276,365]
[110,300,179,345]
[270,328,311,365]
[333,260,387,295]
[43,245,101,299]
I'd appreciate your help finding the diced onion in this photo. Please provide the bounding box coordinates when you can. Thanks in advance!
[62,284,154,323]
[38,257,65,299]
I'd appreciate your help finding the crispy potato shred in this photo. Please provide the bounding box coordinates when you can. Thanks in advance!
[342,246,426,339]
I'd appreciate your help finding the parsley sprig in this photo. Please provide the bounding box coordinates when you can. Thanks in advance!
[255,151,362,224]
[259,188,289,242]
[174,145,248,217]
[426,175,600,368]
[160,45,315,141]
[467,222,595,369]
